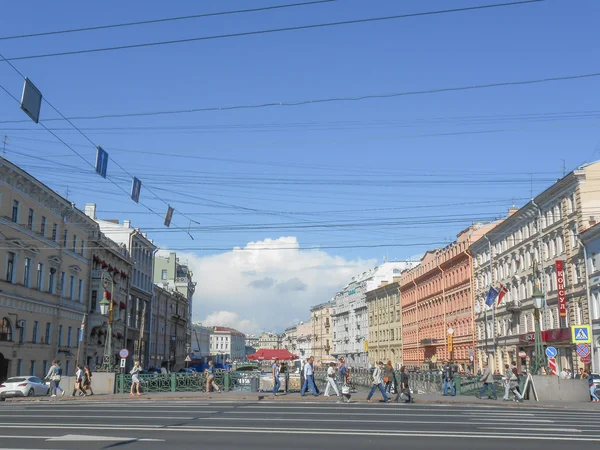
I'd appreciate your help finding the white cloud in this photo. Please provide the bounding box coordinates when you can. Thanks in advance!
[163,237,375,334]
[202,311,261,335]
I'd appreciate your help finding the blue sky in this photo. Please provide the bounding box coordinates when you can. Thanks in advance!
[1,0,599,330]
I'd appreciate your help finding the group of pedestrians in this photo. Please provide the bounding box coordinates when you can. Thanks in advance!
[43,361,94,398]
[366,361,411,403]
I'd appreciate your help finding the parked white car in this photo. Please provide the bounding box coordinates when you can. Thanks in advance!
[0,376,50,400]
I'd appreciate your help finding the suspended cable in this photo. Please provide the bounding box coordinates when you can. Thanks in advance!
[0,1,544,62]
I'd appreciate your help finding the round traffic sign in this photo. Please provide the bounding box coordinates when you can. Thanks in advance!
[119,348,129,358]
[545,346,557,359]
[581,356,592,364]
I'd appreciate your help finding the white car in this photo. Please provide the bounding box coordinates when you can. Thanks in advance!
[0,376,50,400]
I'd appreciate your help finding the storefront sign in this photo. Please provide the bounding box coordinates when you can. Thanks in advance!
[519,328,571,344]
[556,260,567,318]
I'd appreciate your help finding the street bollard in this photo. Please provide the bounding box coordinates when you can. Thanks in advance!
[224,373,231,392]
[453,374,461,395]
[170,373,177,392]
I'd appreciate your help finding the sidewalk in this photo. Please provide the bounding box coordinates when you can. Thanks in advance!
[5,389,599,409]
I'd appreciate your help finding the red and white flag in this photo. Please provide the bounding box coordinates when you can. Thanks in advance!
[498,284,508,305]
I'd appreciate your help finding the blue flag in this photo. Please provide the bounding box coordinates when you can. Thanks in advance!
[485,287,499,307]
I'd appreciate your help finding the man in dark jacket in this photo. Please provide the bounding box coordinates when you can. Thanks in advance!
[476,362,497,400]
[442,361,455,396]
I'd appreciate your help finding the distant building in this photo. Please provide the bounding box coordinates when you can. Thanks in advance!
[257,332,281,350]
[332,262,418,369]
[210,326,245,361]
[154,252,196,359]
[311,302,333,365]
[296,321,312,361]
[281,325,297,353]
[191,323,211,362]
[366,281,401,369]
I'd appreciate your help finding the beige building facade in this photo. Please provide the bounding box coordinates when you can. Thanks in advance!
[367,281,402,369]
[311,302,333,365]
[472,161,600,375]
[0,158,97,382]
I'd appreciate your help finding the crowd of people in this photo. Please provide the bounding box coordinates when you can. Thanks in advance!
[269,357,412,403]
[43,360,94,397]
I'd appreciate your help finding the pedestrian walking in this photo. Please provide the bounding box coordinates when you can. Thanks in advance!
[398,366,411,403]
[72,365,86,396]
[324,362,340,398]
[130,361,142,396]
[272,358,281,396]
[301,356,318,397]
[384,361,395,394]
[502,363,511,401]
[443,360,455,396]
[45,361,65,397]
[588,372,599,402]
[338,357,348,386]
[476,362,497,400]
[83,365,94,396]
[367,361,390,403]
[508,365,523,403]
[205,360,221,393]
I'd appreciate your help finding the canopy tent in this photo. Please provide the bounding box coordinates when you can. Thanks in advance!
[246,348,299,361]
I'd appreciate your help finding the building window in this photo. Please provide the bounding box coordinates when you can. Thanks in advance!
[27,208,34,230]
[45,323,51,344]
[6,251,16,283]
[40,216,46,236]
[32,321,39,343]
[91,290,97,312]
[36,263,44,290]
[80,240,85,255]
[29,360,36,377]
[52,224,58,241]
[18,321,25,344]
[60,272,65,295]
[72,235,77,252]
[48,268,56,294]
[69,276,75,300]
[58,325,63,346]
[0,317,12,341]
[42,360,48,376]
[66,360,71,376]
[161,269,167,280]
[11,200,19,223]
[22,257,31,287]
[63,231,68,248]
[78,279,84,302]
[67,327,72,347]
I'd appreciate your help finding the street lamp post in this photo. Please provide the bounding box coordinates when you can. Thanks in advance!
[97,271,115,372]
[530,262,546,375]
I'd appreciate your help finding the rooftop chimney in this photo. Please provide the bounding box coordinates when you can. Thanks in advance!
[84,203,96,219]
[123,220,131,228]
[508,206,519,216]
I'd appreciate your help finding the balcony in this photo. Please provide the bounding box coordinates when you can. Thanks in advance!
[420,338,437,346]
[505,300,522,312]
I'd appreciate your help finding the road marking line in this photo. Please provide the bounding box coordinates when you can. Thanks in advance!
[46,434,164,442]
[479,427,582,433]
[202,417,556,425]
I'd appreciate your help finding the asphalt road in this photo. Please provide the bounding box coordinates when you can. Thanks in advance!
[0,398,598,449]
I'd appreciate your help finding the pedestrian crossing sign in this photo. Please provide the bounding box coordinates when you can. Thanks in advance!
[571,325,592,344]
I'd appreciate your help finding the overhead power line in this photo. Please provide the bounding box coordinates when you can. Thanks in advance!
[0,1,336,41]
[0,1,544,62]
[2,71,597,125]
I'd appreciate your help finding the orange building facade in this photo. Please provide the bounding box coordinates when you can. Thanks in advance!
[400,223,498,370]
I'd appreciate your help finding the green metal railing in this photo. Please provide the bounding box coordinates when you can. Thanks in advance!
[115,370,244,394]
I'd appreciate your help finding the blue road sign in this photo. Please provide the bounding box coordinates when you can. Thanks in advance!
[131,177,142,203]
[545,346,557,359]
[95,146,108,178]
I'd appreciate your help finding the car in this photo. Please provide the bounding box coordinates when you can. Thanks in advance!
[0,376,50,400]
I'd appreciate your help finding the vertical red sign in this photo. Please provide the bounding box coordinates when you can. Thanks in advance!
[556,260,567,318]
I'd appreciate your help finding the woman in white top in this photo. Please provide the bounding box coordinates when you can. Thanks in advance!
[130,361,142,397]
[324,362,340,398]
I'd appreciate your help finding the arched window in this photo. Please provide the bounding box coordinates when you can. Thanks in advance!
[0,317,12,341]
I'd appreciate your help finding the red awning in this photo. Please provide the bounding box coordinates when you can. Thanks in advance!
[247,349,299,361]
